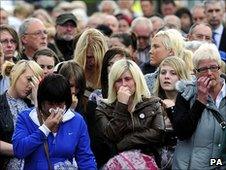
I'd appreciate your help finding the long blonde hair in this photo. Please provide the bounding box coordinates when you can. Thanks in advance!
[104,59,150,112]
[74,28,108,89]
[10,60,43,88]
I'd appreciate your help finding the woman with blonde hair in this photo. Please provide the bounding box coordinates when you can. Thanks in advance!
[152,56,191,169]
[145,28,193,92]
[151,29,193,69]
[105,60,151,110]
[153,56,191,98]
[86,48,132,168]
[95,59,165,169]
[74,28,108,91]
[0,60,43,169]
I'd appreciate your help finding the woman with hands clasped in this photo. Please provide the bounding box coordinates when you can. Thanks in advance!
[167,43,226,169]
[152,56,191,169]
[95,59,165,169]
[153,56,191,130]
[0,60,43,169]
[12,74,96,170]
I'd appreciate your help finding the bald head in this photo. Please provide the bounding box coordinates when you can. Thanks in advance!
[191,4,207,24]
[164,15,181,30]
[188,23,212,42]
[103,14,119,33]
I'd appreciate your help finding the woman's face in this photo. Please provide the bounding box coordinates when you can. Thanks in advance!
[86,47,95,71]
[114,70,136,95]
[180,14,192,33]
[195,59,221,90]
[14,67,35,98]
[69,77,78,96]
[0,31,17,61]
[150,36,171,66]
[118,19,130,33]
[69,77,79,109]
[36,55,55,76]
[159,65,179,92]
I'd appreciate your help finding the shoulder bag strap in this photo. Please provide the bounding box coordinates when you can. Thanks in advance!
[37,110,53,170]
[212,110,226,130]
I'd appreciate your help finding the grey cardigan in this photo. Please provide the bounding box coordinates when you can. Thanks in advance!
[172,78,226,170]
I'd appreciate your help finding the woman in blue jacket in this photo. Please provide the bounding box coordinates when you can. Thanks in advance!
[12,74,96,170]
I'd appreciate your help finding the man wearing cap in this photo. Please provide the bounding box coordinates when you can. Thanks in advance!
[48,13,78,61]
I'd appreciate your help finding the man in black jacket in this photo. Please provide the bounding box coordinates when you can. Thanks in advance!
[48,13,78,61]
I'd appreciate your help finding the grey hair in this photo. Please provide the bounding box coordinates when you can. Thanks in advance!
[203,0,225,11]
[188,22,211,35]
[149,16,165,27]
[193,43,222,69]
[163,15,181,30]
[191,3,205,14]
[98,0,119,14]
[131,16,153,31]
[18,17,43,37]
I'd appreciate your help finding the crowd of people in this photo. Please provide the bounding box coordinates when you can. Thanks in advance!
[0,0,226,169]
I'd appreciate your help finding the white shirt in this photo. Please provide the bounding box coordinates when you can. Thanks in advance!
[215,79,226,109]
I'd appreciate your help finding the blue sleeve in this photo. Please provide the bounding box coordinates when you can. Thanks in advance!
[12,111,47,159]
[75,117,97,170]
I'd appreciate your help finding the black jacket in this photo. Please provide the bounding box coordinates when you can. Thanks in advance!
[219,27,226,53]
[95,97,165,167]
[48,36,74,61]
[0,92,33,169]
[167,94,206,140]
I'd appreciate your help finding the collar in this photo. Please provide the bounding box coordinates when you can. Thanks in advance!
[137,45,151,52]
[209,79,225,109]
[55,36,73,45]
[217,79,226,98]
[29,108,75,126]
[214,24,223,35]
[20,50,32,60]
